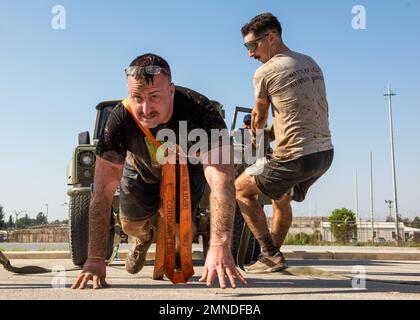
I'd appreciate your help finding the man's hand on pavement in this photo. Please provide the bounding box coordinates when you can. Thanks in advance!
[199,246,247,289]
[71,258,110,289]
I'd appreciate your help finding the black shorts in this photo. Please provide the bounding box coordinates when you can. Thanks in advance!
[119,164,206,222]
[253,149,334,202]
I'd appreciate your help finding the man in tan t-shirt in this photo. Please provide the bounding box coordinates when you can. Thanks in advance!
[235,13,334,273]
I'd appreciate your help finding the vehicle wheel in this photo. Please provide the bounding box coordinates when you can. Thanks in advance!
[231,204,257,265]
[69,194,114,266]
[252,237,261,261]
[106,216,115,263]
[69,195,90,266]
[202,233,210,259]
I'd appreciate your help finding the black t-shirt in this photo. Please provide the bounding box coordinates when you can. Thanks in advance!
[96,86,227,183]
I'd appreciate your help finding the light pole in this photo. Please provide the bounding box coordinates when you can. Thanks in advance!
[384,85,400,243]
[385,199,396,240]
[13,210,26,230]
[45,203,49,224]
[369,151,374,242]
[354,169,359,220]
[385,200,393,220]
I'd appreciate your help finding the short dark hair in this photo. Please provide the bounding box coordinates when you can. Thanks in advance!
[128,53,172,84]
[241,12,282,38]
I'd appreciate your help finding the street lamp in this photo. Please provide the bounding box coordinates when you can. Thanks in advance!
[45,203,49,224]
[384,85,400,243]
[385,200,396,239]
[13,210,26,230]
[385,200,393,219]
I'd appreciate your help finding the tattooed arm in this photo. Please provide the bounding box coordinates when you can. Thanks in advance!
[72,156,123,289]
[88,156,123,258]
[198,144,247,289]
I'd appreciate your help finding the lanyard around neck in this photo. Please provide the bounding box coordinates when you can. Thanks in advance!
[122,99,194,284]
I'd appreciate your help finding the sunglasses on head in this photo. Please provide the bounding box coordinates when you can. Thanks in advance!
[243,32,271,52]
[125,65,170,77]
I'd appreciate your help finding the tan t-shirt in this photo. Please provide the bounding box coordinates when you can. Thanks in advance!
[253,50,333,161]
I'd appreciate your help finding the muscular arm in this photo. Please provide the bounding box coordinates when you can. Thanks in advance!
[251,97,270,136]
[201,144,236,246]
[88,156,123,258]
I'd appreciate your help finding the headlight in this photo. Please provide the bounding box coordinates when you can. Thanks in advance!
[79,151,95,167]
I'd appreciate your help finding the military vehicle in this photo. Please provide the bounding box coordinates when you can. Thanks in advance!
[66,100,270,267]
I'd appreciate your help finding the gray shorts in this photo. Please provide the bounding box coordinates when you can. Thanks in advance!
[253,149,334,202]
[119,164,206,222]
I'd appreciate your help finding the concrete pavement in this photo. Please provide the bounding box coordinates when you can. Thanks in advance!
[1,258,420,300]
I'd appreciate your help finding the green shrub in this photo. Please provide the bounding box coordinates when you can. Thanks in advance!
[284,232,322,245]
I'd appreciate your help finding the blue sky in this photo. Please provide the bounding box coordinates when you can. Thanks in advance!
[0,0,419,222]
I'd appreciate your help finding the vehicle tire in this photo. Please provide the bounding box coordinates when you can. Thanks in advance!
[252,237,261,261]
[69,195,90,266]
[69,194,114,266]
[106,216,115,263]
[231,204,257,265]
[202,233,210,259]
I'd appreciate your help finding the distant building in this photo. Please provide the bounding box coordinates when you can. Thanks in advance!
[287,216,326,237]
[0,230,7,242]
[287,216,411,243]
[6,225,68,243]
[321,221,405,243]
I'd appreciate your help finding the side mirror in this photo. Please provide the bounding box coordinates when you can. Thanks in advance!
[78,131,90,145]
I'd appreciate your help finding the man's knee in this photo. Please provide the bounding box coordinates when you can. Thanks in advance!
[121,218,150,236]
[235,175,245,196]
[235,173,258,198]
[274,194,292,205]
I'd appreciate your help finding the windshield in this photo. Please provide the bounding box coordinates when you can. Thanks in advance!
[95,104,117,140]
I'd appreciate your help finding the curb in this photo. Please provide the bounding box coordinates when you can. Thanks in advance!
[284,251,420,261]
[2,250,205,260]
[3,250,420,261]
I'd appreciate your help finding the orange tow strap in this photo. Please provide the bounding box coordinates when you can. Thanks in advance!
[122,99,194,284]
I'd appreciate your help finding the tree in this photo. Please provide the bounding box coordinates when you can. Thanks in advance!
[17,214,33,229]
[388,215,411,226]
[401,216,411,226]
[7,215,14,229]
[51,219,68,225]
[386,214,403,223]
[329,208,357,243]
[410,217,420,229]
[0,205,5,229]
[36,212,48,225]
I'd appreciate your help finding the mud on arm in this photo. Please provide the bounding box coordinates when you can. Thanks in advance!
[88,156,123,258]
[202,144,236,246]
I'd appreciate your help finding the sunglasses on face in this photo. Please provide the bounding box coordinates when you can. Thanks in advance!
[243,33,270,52]
[125,65,170,77]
